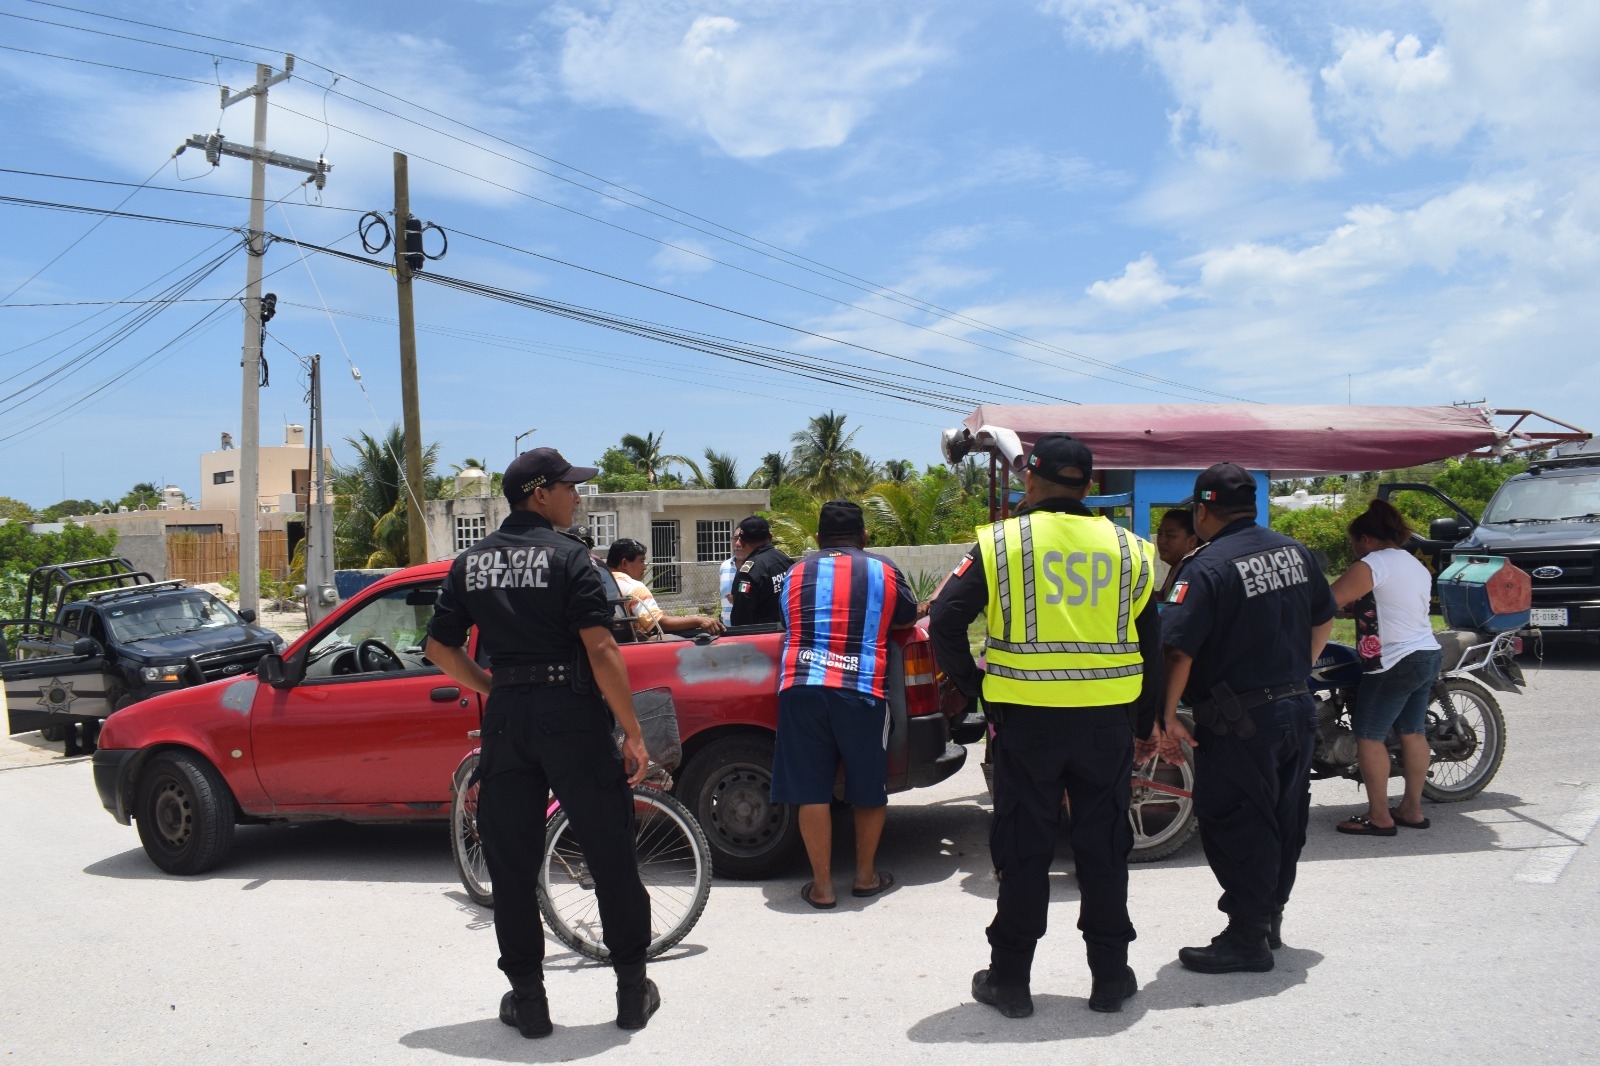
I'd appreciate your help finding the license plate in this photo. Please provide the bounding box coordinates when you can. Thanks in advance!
[1530,608,1568,627]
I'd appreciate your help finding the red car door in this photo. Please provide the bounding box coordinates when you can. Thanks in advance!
[250,579,479,808]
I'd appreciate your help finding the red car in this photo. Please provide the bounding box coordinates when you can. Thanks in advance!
[92,561,970,878]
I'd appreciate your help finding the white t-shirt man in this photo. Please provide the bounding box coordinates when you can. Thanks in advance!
[719,557,736,626]
[1363,548,1441,671]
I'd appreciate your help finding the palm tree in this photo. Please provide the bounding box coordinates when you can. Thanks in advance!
[791,411,871,500]
[332,424,439,567]
[955,456,987,498]
[619,432,671,485]
[864,470,964,546]
[881,459,915,484]
[746,451,793,489]
[678,448,742,489]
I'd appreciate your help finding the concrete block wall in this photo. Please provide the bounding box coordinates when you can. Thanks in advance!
[872,543,971,589]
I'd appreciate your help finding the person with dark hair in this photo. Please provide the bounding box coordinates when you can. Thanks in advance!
[929,434,1163,1018]
[729,515,793,626]
[1328,499,1441,836]
[605,538,724,640]
[772,500,919,909]
[1159,463,1336,974]
[1155,507,1201,600]
[424,447,660,1037]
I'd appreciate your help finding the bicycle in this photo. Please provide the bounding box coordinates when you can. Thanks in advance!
[450,732,713,962]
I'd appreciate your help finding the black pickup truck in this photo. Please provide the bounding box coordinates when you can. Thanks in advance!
[1384,445,1600,641]
[1,558,284,753]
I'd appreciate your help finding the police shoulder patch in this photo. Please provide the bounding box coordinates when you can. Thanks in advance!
[738,560,756,574]
[952,555,972,578]
[1167,581,1189,604]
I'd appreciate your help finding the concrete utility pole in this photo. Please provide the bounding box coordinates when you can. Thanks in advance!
[392,152,428,565]
[182,55,330,616]
[302,354,338,625]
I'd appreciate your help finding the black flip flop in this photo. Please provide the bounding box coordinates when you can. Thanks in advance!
[800,882,837,910]
[1337,816,1398,837]
[1390,809,1431,829]
[852,872,895,898]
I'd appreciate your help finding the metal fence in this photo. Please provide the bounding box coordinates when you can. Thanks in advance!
[645,560,726,614]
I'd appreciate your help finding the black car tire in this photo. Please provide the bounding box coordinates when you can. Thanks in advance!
[675,734,800,880]
[39,724,68,742]
[134,751,236,875]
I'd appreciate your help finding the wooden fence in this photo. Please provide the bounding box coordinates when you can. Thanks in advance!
[167,531,290,586]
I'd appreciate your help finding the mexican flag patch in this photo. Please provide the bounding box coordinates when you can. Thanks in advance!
[1167,581,1189,604]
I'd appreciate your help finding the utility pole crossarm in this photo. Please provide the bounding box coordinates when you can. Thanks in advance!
[182,135,331,179]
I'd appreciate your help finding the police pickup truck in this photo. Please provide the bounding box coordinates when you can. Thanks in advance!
[2,557,284,753]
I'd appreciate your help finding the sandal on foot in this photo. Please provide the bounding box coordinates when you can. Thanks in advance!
[800,882,837,910]
[1390,809,1431,829]
[852,872,895,898]
[1337,816,1397,837]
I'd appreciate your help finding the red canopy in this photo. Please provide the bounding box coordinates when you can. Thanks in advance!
[959,404,1504,477]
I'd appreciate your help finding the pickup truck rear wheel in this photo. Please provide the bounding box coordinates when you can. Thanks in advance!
[134,751,236,875]
[676,735,800,880]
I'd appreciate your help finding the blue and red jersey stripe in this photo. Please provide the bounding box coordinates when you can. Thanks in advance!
[779,547,916,697]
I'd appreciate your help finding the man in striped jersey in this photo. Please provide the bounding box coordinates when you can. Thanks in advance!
[770,500,920,910]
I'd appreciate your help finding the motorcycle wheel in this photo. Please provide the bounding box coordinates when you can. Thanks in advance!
[1422,678,1507,802]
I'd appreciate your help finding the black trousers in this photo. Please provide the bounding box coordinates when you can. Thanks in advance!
[1192,693,1317,923]
[476,683,651,986]
[986,704,1136,987]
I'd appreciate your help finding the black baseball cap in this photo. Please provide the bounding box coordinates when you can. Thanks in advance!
[1194,462,1257,507]
[817,500,866,538]
[503,447,598,504]
[1025,433,1093,488]
[737,515,771,541]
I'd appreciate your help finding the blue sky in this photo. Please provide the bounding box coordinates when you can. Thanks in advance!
[2,0,1596,507]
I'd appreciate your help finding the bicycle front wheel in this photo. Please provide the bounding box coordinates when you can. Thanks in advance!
[538,787,712,961]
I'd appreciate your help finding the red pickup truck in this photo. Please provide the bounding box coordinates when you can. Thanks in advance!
[92,560,970,878]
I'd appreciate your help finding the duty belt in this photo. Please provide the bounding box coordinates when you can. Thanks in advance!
[1191,681,1309,720]
[490,662,574,689]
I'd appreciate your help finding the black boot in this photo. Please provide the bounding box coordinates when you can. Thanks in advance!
[1268,910,1283,950]
[971,969,1033,1019]
[1088,966,1139,1013]
[499,982,552,1039]
[1178,918,1274,974]
[616,978,660,1031]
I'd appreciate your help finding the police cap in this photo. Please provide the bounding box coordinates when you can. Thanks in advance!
[504,447,599,504]
[737,515,771,542]
[1025,433,1093,487]
[1194,462,1257,507]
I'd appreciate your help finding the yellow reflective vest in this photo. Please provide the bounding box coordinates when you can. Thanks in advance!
[977,510,1155,707]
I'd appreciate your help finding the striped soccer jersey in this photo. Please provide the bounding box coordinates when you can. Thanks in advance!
[779,546,919,698]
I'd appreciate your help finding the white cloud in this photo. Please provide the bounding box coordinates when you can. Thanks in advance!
[1086,254,1184,309]
[1047,0,1335,180]
[1320,29,1467,157]
[1322,3,1600,161]
[552,1,941,158]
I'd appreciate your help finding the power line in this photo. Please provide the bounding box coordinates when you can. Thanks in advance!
[0,41,213,82]
[0,297,233,308]
[0,167,366,211]
[0,192,239,231]
[11,0,1248,403]
[0,191,1040,407]
[274,233,976,412]
[0,155,175,305]
[264,98,1212,405]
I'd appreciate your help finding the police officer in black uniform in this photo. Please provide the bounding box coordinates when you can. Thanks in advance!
[424,447,659,1037]
[1158,463,1336,973]
[728,515,792,626]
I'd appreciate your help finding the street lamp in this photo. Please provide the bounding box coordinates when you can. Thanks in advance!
[513,426,538,459]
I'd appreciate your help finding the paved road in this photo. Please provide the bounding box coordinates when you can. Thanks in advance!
[2,648,1596,1064]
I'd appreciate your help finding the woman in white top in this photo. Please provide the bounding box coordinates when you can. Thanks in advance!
[1328,500,1443,836]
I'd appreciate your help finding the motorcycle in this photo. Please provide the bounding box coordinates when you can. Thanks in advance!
[1122,628,1519,862]
[1307,628,1519,799]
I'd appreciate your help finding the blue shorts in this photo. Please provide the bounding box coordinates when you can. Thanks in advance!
[1353,647,1442,741]
[770,686,891,808]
